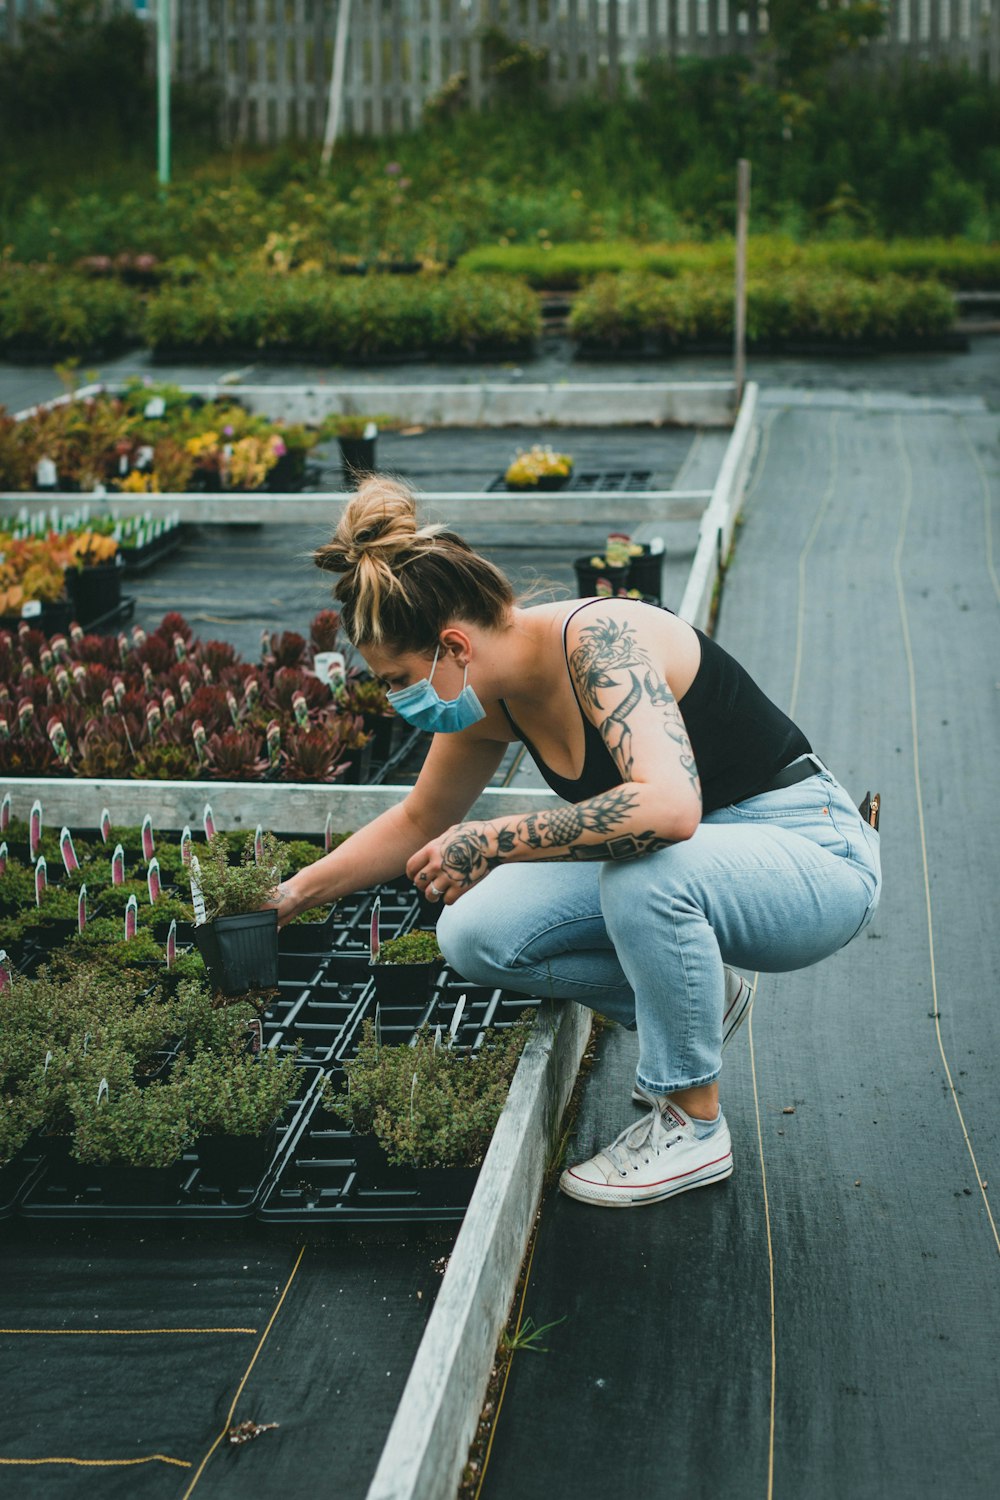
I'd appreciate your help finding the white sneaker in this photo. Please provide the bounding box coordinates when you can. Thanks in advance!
[631,969,753,1108]
[559,1102,733,1209]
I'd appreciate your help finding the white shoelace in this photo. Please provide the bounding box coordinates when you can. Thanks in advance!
[604,1105,685,1177]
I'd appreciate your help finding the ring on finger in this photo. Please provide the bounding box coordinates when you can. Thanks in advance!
[427,882,442,898]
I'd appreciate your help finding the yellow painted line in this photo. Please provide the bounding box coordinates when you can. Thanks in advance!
[0,1327,256,1336]
[180,1245,307,1498]
[892,416,1000,1256]
[747,991,776,1500]
[0,1453,190,1469]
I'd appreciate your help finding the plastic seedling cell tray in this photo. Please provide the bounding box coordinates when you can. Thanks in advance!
[19,1069,322,1222]
[0,1151,45,1220]
[265,976,372,1067]
[258,1085,482,1226]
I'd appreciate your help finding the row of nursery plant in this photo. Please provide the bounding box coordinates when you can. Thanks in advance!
[0,384,335,494]
[457,236,1000,290]
[569,271,956,349]
[0,525,122,619]
[0,609,398,782]
[0,806,535,1177]
[0,266,541,358]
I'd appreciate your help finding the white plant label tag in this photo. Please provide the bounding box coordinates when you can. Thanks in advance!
[36,457,57,487]
[29,799,42,861]
[147,858,161,905]
[34,855,47,906]
[97,1077,109,1106]
[100,807,112,844]
[324,811,333,853]
[203,803,216,841]
[141,814,155,862]
[144,396,166,419]
[166,919,177,970]
[60,826,79,875]
[0,792,10,832]
[0,951,8,991]
[19,601,41,619]
[253,825,264,864]
[369,896,381,962]
[245,1019,263,1055]
[0,841,6,877]
[180,826,193,865]
[374,1003,382,1048]
[111,843,125,886]
[189,854,207,926]
[449,993,467,1047]
[78,884,87,934]
[124,894,138,942]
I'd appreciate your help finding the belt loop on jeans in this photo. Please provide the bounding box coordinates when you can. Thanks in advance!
[761,753,825,795]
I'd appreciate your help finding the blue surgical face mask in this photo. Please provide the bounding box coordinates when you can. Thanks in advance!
[385,645,486,733]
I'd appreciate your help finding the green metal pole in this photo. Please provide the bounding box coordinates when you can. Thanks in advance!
[157,0,171,187]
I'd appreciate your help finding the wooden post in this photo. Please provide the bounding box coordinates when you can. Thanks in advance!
[320,0,353,172]
[734,158,751,404]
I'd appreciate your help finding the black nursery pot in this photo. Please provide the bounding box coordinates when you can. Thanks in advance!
[197,1120,279,1194]
[339,435,377,483]
[64,559,123,627]
[626,548,663,602]
[194,909,279,997]
[573,556,628,598]
[370,958,440,1004]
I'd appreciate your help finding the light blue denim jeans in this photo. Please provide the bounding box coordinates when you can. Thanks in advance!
[437,761,882,1096]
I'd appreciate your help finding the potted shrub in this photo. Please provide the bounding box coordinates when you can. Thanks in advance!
[320,414,392,483]
[321,1013,533,1176]
[191,831,286,997]
[65,1057,196,1202]
[370,928,444,1002]
[504,445,574,492]
[185,1047,300,1193]
[63,531,123,627]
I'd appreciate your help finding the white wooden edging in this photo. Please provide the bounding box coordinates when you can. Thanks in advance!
[365,998,593,1500]
[678,381,759,632]
[0,489,713,528]
[0,779,557,834]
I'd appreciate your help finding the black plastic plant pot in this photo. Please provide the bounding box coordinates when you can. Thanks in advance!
[278,906,337,955]
[194,909,279,997]
[370,958,439,1004]
[65,560,123,628]
[573,557,628,598]
[348,1131,481,1200]
[339,436,376,482]
[325,949,374,983]
[626,549,663,601]
[197,1120,279,1194]
[338,739,374,784]
[267,450,307,492]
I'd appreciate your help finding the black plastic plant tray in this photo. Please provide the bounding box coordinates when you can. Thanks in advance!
[265,975,372,1067]
[18,1068,322,1222]
[278,905,338,955]
[487,469,653,494]
[119,527,188,576]
[257,1089,482,1226]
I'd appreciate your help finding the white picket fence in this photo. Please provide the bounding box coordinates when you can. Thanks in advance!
[3,0,999,143]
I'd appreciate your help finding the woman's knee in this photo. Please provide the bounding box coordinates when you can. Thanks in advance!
[435,867,522,982]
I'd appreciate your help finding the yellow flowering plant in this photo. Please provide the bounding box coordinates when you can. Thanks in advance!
[504,444,574,490]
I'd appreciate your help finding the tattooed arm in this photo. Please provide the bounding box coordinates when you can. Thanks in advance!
[405,606,703,897]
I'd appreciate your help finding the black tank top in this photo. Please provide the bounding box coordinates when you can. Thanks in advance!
[499,600,812,815]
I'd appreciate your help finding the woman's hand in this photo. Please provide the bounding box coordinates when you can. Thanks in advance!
[262,877,310,929]
[406,821,498,904]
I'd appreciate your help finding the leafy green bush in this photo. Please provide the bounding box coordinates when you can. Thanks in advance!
[374,930,443,966]
[325,1014,534,1168]
[194,831,287,921]
[460,236,1000,289]
[143,271,540,358]
[570,270,956,349]
[0,265,142,355]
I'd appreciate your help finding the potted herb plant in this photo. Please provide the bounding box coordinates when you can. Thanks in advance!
[185,1047,300,1193]
[191,831,287,997]
[370,928,444,1002]
[320,414,392,484]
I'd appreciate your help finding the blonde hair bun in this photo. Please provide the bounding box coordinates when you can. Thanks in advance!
[314,477,444,575]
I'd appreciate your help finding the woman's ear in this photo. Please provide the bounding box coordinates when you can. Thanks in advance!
[438,626,472,664]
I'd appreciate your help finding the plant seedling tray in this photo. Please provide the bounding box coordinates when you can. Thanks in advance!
[19,1068,322,1222]
[0,1150,45,1220]
[119,527,188,576]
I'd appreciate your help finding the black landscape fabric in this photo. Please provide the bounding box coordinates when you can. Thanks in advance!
[479,401,1000,1500]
